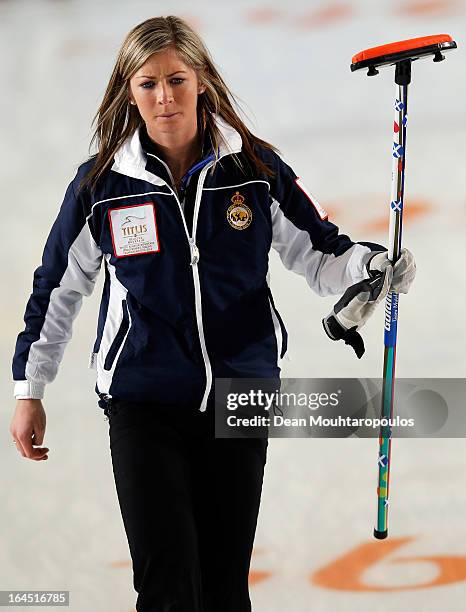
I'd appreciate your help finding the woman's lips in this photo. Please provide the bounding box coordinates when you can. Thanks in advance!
[157,112,179,119]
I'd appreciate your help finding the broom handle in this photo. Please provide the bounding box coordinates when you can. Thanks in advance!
[374,59,411,539]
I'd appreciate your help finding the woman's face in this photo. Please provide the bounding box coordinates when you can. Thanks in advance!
[128,47,205,138]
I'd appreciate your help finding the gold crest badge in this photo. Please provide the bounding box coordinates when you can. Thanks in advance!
[227,191,252,230]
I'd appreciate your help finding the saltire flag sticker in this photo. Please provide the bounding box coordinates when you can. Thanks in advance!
[295,177,328,220]
[378,454,388,467]
[393,143,404,158]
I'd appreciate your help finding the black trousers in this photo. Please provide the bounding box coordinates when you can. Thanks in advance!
[107,398,268,612]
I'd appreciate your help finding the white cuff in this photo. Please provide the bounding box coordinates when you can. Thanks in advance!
[14,380,45,400]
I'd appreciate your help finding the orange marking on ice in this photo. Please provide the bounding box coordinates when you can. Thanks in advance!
[397,0,455,15]
[397,555,466,587]
[249,547,273,584]
[249,570,273,584]
[312,537,466,591]
[312,537,413,591]
[298,3,353,28]
[362,199,431,233]
[245,8,283,24]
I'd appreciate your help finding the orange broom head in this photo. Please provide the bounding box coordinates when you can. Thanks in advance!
[352,34,453,64]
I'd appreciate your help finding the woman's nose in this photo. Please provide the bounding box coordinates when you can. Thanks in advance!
[156,82,174,104]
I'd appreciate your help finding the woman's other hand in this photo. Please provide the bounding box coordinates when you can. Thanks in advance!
[369,248,416,294]
[391,247,416,294]
[10,399,49,461]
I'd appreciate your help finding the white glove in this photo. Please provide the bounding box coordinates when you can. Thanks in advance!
[322,250,393,358]
[367,248,416,294]
[391,248,416,294]
[322,247,416,357]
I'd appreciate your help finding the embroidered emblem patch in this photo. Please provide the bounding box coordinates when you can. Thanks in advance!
[295,177,328,221]
[108,203,160,258]
[227,192,252,230]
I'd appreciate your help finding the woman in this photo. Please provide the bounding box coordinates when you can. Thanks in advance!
[10,15,415,612]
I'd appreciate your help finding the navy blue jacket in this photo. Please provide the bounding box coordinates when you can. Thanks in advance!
[12,115,382,411]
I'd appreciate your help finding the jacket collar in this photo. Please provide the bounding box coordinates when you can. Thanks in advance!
[112,113,242,185]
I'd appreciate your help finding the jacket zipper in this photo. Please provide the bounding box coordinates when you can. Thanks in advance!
[146,153,214,412]
[189,162,215,412]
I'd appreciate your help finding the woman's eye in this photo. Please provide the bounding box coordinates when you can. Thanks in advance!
[140,78,184,89]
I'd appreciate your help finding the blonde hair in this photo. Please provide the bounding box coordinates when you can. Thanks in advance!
[79,15,278,194]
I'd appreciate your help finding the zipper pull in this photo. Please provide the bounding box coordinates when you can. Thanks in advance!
[189,239,200,265]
